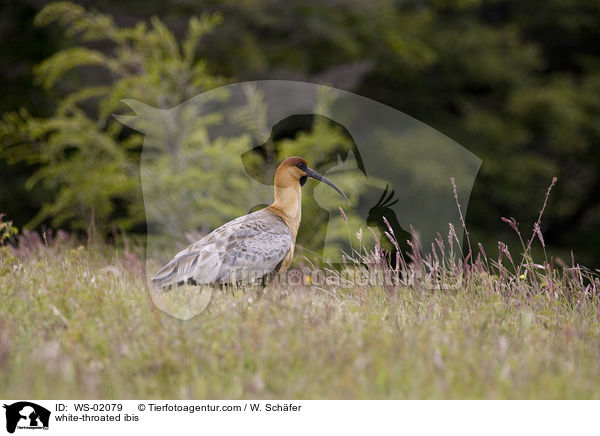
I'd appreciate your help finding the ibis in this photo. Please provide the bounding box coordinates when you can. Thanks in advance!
[151,156,348,288]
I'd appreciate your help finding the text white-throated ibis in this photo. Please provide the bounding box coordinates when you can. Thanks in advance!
[151,156,348,287]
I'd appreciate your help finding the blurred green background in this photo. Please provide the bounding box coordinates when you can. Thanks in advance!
[1,0,599,266]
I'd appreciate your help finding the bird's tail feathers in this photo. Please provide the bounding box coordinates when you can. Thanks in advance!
[151,251,200,289]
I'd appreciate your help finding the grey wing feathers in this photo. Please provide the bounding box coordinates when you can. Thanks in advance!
[215,229,291,283]
[151,210,292,288]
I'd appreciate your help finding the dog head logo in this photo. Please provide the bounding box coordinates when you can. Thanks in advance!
[3,402,50,433]
[116,80,481,319]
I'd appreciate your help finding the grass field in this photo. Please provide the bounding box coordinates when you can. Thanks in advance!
[2,225,600,400]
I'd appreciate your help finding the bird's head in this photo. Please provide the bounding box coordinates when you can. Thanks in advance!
[275,156,348,203]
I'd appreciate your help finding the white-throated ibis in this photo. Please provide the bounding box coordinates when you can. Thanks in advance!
[151,156,348,287]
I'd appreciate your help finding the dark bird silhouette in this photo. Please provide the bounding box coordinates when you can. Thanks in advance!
[367,183,411,256]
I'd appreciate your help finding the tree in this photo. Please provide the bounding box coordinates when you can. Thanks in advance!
[0,2,224,233]
[0,2,367,264]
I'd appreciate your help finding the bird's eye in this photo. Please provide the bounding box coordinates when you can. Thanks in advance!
[299,176,307,186]
[296,162,306,170]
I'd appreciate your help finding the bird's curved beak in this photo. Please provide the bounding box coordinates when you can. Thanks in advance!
[305,167,349,204]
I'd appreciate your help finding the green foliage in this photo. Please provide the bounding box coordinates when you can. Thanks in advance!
[0,2,366,262]
[0,2,224,233]
[0,214,18,245]
[180,0,600,265]
[1,0,600,265]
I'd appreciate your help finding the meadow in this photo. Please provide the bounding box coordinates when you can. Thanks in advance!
[1,0,600,403]
[1,205,600,399]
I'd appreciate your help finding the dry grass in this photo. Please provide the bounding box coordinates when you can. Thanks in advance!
[1,231,600,399]
[1,178,600,399]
